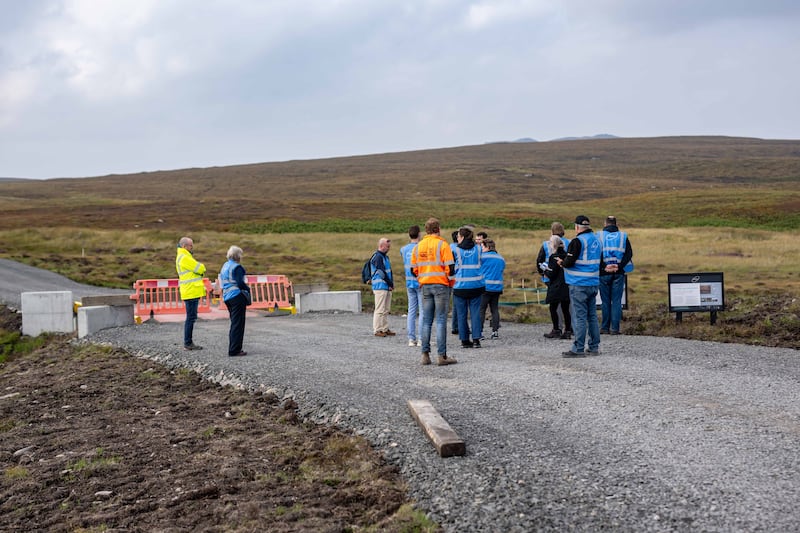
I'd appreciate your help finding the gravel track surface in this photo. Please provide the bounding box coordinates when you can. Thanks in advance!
[3,259,798,531]
[86,311,800,532]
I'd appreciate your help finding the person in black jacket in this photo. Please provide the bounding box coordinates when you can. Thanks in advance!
[543,235,572,339]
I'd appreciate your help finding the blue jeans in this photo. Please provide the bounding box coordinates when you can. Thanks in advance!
[422,284,450,356]
[406,286,422,341]
[183,297,200,346]
[569,285,600,353]
[455,294,483,342]
[599,274,625,332]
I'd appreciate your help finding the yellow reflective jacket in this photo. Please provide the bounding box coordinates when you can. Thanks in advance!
[175,247,207,300]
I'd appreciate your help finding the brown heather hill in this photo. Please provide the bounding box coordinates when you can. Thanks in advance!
[0,135,799,232]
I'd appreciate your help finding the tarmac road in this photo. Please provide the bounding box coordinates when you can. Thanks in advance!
[3,259,800,531]
[0,258,131,309]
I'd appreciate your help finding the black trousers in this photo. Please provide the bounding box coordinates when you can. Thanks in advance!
[226,293,247,355]
[480,291,501,332]
[549,299,572,332]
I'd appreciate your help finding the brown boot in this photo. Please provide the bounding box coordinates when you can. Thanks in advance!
[437,354,457,366]
[421,352,431,365]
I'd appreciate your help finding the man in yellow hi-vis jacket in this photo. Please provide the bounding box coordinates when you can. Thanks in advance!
[176,236,207,350]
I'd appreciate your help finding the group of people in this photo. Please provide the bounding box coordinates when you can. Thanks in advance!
[369,218,508,366]
[175,213,632,363]
[370,214,633,362]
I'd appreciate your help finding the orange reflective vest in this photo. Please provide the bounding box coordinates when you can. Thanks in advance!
[411,234,455,286]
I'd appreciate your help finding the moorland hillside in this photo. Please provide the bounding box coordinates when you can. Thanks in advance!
[0,135,798,232]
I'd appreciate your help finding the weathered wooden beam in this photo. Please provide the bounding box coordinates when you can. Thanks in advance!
[407,399,466,457]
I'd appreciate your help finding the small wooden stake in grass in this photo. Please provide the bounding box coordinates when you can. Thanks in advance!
[407,399,466,457]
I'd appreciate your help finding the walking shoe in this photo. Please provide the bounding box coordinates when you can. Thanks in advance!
[560,330,573,340]
[587,350,600,356]
[229,351,247,357]
[416,340,422,347]
[421,352,431,365]
[600,329,610,334]
[374,331,387,337]
[408,339,417,347]
[543,329,562,339]
[610,331,621,335]
[561,350,586,358]
[385,330,397,336]
[473,339,481,348]
[437,354,457,365]
[491,331,499,339]
[461,340,473,349]
[183,343,203,351]
[451,329,459,335]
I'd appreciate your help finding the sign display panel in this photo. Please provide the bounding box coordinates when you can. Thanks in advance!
[668,272,725,312]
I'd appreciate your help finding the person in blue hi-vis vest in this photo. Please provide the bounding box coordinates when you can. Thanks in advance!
[478,238,505,339]
[371,238,395,337]
[400,225,422,347]
[596,215,634,335]
[536,222,571,331]
[559,215,602,358]
[219,245,250,357]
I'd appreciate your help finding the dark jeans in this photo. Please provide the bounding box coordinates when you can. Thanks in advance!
[455,294,483,342]
[226,293,248,355]
[480,291,501,332]
[549,300,572,332]
[183,297,200,346]
[599,274,625,332]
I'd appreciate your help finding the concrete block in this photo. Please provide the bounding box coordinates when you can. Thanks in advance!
[21,291,74,337]
[77,305,135,338]
[292,283,330,295]
[295,291,361,314]
[407,399,466,457]
[81,294,136,307]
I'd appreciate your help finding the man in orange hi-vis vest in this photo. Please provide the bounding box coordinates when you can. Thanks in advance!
[411,217,457,366]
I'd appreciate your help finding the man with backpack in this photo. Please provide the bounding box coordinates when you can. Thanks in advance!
[369,238,395,337]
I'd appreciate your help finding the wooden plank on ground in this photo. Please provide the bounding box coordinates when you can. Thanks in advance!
[407,399,466,457]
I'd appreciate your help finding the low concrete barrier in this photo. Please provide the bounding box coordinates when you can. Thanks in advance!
[77,295,135,338]
[21,291,75,336]
[295,291,361,314]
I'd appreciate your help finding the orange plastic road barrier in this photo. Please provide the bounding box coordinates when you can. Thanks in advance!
[131,278,214,316]
[218,274,295,313]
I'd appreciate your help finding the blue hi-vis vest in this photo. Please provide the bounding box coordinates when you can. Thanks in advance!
[564,232,602,286]
[597,230,633,272]
[481,251,506,292]
[541,237,571,283]
[454,245,484,290]
[400,242,419,289]
[371,252,393,290]
[219,259,242,302]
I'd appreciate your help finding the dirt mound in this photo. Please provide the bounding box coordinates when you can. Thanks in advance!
[0,311,434,531]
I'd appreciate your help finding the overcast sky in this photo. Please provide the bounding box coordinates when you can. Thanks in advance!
[2,0,799,179]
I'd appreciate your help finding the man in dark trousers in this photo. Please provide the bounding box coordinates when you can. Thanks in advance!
[597,215,634,335]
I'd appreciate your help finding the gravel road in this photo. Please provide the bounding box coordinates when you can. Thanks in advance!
[3,260,799,531]
[86,311,800,532]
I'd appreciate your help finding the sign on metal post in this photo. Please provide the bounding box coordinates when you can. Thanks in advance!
[668,272,725,325]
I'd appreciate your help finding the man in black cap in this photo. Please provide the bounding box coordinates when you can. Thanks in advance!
[556,215,602,357]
